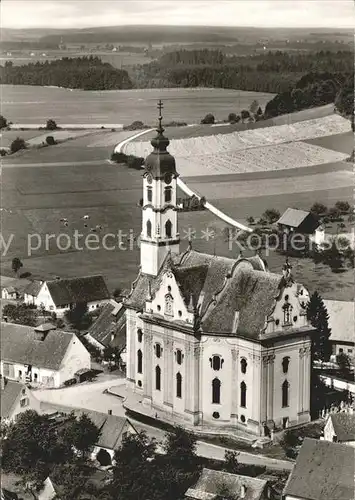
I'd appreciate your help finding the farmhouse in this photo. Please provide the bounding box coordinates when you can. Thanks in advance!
[85,300,126,362]
[23,280,43,305]
[1,377,41,423]
[282,438,355,500]
[124,104,314,437]
[185,468,270,500]
[323,413,355,447]
[27,275,110,315]
[0,322,91,388]
[277,208,325,246]
[1,277,33,301]
[323,299,354,357]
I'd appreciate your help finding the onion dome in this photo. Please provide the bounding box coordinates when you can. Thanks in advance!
[144,100,177,178]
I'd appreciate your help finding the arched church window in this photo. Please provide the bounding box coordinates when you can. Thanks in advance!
[137,329,143,343]
[165,220,172,238]
[210,355,224,371]
[165,294,174,316]
[240,358,247,374]
[212,378,221,404]
[147,186,152,203]
[240,381,247,408]
[282,380,289,407]
[146,220,152,238]
[155,365,161,391]
[176,349,183,365]
[176,372,182,398]
[282,356,290,374]
[164,186,172,203]
[155,343,162,358]
[137,349,143,374]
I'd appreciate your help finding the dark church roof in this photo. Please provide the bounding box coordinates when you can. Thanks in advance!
[125,249,284,340]
[144,109,177,178]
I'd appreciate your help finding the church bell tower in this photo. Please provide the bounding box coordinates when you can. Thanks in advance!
[140,100,180,276]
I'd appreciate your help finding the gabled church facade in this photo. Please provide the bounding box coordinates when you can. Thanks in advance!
[124,102,314,436]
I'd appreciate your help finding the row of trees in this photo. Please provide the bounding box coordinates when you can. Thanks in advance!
[1,57,133,90]
[131,49,353,95]
[2,412,278,500]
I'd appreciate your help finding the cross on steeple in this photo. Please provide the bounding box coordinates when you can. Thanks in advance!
[157,99,164,133]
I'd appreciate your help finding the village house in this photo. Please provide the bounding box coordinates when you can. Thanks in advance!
[1,377,41,423]
[277,207,325,246]
[84,300,127,367]
[1,322,91,388]
[23,275,110,315]
[46,407,138,466]
[124,105,315,438]
[282,438,355,500]
[322,413,355,446]
[323,299,354,358]
[1,277,33,301]
[185,468,271,500]
[23,280,44,305]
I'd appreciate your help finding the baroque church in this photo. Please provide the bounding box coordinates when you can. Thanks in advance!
[124,102,314,437]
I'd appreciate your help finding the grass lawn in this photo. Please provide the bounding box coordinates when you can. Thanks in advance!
[304,131,354,155]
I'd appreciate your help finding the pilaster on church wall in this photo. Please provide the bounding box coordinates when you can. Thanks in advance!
[126,309,137,382]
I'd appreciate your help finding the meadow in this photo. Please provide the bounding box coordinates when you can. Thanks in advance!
[1,85,274,126]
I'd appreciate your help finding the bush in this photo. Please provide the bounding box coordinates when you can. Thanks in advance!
[227,112,237,123]
[165,121,187,127]
[46,119,58,130]
[335,201,351,214]
[111,151,127,163]
[311,202,327,215]
[123,120,148,131]
[201,113,215,124]
[0,115,8,129]
[46,135,56,146]
[127,155,144,169]
[262,208,280,224]
[10,137,27,153]
[0,149,8,156]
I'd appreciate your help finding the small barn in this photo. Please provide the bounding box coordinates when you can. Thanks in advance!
[277,208,324,245]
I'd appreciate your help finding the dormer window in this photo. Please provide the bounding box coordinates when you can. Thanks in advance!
[165,294,174,316]
[282,299,293,325]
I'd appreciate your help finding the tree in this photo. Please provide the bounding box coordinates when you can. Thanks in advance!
[113,287,122,300]
[227,112,237,123]
[306,291,332,361]
[12,257,23,274]
[46,119,58,130]
[0,114,8,129]
[110,432,158,500]
[249,99,259,115]
[240,109,250,122]
[310,202,327,216]
[65,303,92,331]
[324,241,345,272]
[336,352,352,377]
[10,137,27,153]
[163,426,197,469]
[246,216,255,225]
[2,303,38,326]
[59,413,100,456]
[201,113,215,124]
[50,462,91,500]
[46,135,56,145]
[215,481,238,500]
[262,208,280,224]
[2,410,64,477]
[334,201,351,214]
[224,450,240,473]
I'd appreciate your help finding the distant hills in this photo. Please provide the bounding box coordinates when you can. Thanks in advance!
[2,25,353,44]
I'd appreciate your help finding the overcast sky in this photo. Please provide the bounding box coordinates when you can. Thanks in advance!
[1,0,354,29]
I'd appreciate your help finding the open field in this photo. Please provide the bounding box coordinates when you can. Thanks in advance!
[304,131,354,154]
[1,85,275,126]
[0,128,99,148]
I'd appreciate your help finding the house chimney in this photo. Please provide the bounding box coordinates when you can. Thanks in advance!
[108,409,112,415]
